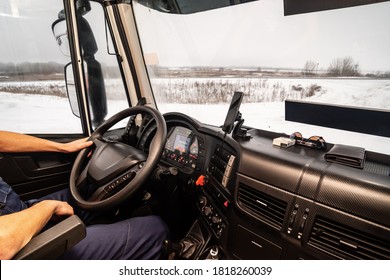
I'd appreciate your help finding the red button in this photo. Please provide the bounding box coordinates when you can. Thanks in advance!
[196,175,207,186]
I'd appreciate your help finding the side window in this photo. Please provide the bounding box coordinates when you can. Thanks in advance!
[0,0,83,134]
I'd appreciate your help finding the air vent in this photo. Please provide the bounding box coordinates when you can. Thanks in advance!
[237,183,287,230]
[308,217,390,259]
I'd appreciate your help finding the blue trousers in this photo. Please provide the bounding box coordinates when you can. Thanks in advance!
[0,177,168,260]
[38,188,169,260]
[61,214,168,260]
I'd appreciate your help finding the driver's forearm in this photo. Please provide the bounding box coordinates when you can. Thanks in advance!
[0,131,92,153]
[0,131,63,153]
[0,201,66,260]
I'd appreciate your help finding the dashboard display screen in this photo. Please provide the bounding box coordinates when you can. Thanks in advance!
[163,126,199,169]
[173,134,190,153]
[165,127,192,152]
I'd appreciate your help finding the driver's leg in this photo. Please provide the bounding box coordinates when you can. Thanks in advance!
[60,215,169,260]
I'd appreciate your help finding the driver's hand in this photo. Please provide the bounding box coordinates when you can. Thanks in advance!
[61,138,93,153]
[50,201,74,222]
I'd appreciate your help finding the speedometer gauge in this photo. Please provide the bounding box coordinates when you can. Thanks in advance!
[189,138,199,157]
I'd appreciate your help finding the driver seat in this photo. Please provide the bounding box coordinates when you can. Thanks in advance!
[12,215,86,260]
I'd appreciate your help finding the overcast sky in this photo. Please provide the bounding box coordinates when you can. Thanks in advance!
[135,0,390,72]
[0,0,70,65]
[1,0,390,73]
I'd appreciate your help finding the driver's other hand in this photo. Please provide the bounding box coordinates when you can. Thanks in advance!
[50,201,74,222]
[61,138,93,153]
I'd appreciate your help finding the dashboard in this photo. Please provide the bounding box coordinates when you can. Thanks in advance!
[133,112,390,260]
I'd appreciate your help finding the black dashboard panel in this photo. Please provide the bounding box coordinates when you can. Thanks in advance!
[230,128,390,259]
[135,112,390,259]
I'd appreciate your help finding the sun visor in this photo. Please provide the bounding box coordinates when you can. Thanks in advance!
[284,0,390,16]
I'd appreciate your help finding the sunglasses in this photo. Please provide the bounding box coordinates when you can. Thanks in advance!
[290,132,326,150]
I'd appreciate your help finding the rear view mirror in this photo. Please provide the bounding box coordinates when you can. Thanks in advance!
[64,63,80,118]
[52,18,70,57]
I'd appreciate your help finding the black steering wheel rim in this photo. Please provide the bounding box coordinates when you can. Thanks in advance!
[69,106,166,211]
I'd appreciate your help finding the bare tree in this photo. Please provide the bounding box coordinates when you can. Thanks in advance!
[303,60,318,75]
[327,56,360,76]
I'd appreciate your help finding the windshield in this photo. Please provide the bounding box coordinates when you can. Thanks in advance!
[133,0,390,154]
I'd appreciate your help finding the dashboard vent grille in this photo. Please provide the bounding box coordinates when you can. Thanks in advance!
[308,216,390,259]
[238,183,287,230]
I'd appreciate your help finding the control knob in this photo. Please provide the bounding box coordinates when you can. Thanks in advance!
[204,206,212,216]
[211,215,222,224]
[198,196,207,209]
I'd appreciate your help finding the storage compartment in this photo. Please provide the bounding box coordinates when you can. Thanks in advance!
[231,225,282,259]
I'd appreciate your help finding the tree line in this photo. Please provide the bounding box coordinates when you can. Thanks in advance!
[0,62,64,76]
[0,62,123,80]
[1,60,388,79]
[303,56,390,78]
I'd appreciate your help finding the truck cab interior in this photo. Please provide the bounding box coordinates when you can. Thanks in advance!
[1,0,389,260]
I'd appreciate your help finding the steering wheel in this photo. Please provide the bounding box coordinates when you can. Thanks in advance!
[69,106,167,211]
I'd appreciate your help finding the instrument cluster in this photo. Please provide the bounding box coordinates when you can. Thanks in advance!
[161,126,204,172]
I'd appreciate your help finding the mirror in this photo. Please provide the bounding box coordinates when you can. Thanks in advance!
[64,63,80,117]
[52,18,70,57]
[77,15,107,128]
[52,3,108,129]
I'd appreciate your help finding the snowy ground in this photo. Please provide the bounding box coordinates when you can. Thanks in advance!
[0,92,82,133]
[152,77,390,110]
[1,78,389,154]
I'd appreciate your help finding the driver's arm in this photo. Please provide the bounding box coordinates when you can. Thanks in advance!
[0,200,74,260]
[0,130,93,153]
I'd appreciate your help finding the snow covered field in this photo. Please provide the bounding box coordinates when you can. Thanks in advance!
[1,77,389,154]
[152,77,390,110]
[0,92,82,133]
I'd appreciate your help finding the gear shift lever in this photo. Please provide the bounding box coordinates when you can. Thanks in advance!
[162,234,202,260]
